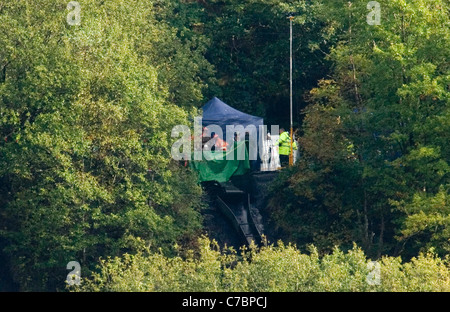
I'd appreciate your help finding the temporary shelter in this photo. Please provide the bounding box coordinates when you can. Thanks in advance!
[190,97,266,182]
[201,97,264,160]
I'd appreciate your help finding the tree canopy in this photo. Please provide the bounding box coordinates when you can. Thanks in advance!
[0,0,448,291]
[267,0,449,259]
[0,0,207,291]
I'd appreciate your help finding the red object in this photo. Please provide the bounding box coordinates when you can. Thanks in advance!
[213,134,228,151]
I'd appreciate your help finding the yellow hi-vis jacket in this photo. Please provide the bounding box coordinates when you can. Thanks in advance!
[278,131,297,155]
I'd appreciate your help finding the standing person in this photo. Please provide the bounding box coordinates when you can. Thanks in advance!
[278,128,297,167]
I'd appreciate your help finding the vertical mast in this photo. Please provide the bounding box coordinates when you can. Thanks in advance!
[289,15,294,166]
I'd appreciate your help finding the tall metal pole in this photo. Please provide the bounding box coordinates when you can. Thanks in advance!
[289,15,294,166]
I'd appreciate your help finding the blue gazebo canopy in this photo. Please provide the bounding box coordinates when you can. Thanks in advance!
[201,97,264,142]
[201,97,264,166]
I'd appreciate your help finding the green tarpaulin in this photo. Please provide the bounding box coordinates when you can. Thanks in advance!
[190,141,250,183]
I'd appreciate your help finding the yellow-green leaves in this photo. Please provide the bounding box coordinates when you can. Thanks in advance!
[78,237,450,292]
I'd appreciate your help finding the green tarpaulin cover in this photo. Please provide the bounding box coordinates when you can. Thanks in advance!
[190,141,250,183]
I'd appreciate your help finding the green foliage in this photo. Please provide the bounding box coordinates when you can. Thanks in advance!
[199,0,333,126]
[149,0,217,107]
[393,186,450,255]
[1,0,448,292]
[267,0,450,259]
[0,0,208,291]
[77,237,450,292]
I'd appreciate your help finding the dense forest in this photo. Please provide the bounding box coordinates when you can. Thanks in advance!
[0,0,449,291]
